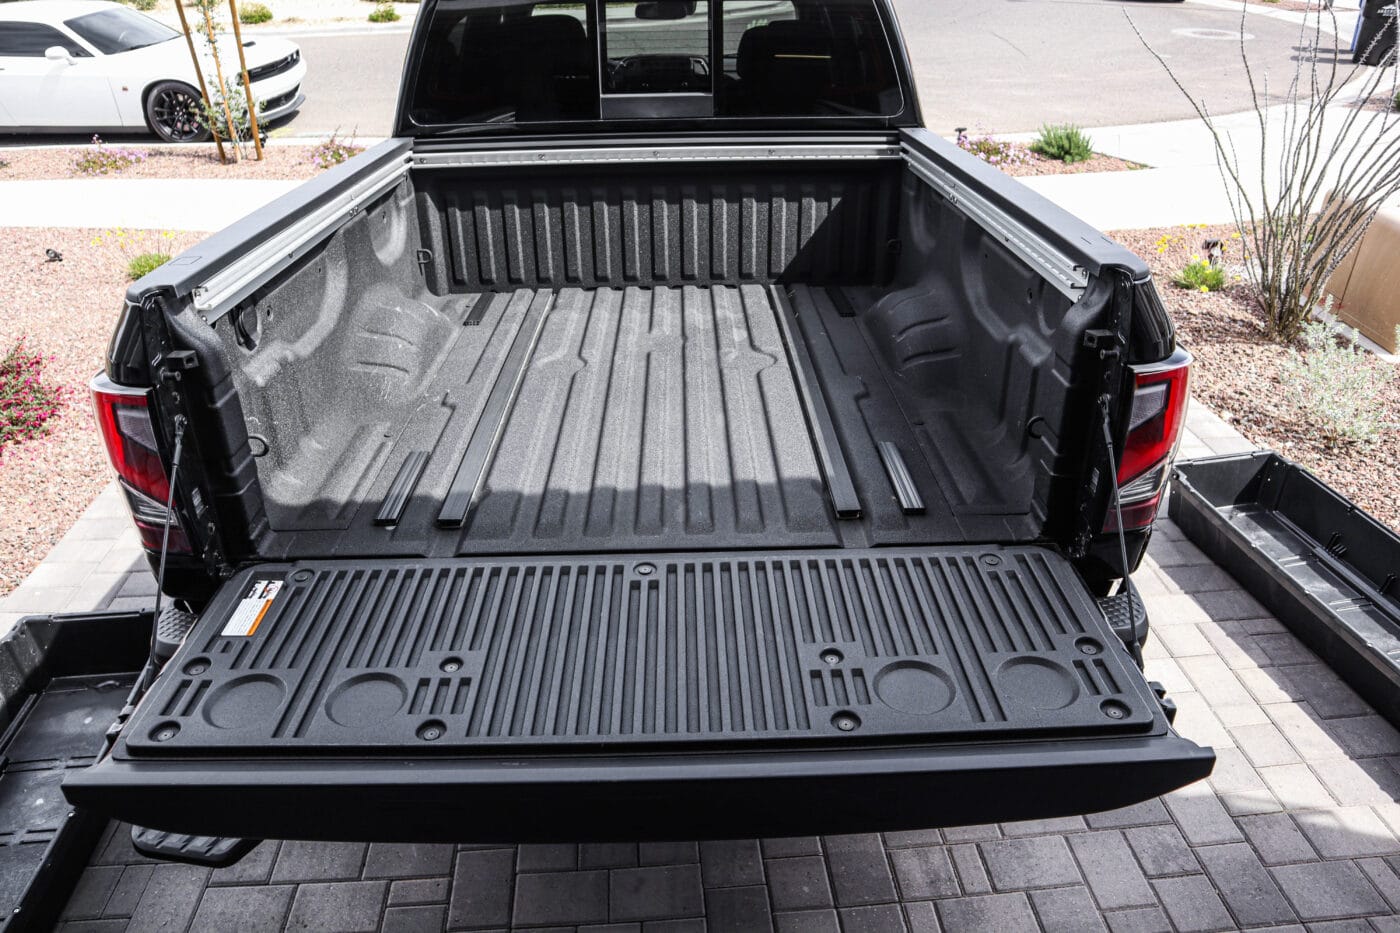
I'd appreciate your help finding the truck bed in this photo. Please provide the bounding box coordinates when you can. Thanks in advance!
[256,282,1029,560]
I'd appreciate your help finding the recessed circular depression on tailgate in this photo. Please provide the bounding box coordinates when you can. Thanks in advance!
[996,657,1079,711]
[201,674,287,730]
[874,661,955,715]
[326,673,408,727]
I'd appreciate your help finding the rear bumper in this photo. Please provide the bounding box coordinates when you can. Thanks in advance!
[64,733,1213,842]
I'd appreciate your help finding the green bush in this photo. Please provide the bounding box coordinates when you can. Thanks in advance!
[1030,124,1095,164]
[128,252,172,281]
[1,338,67,452]
[1172,259,1227,292]
[118,0,159,11]
[239,2,273,23]
[368,2,399,21]
[1283,316,1396,444]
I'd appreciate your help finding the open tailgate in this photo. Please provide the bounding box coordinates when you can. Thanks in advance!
[64,546,1213,841]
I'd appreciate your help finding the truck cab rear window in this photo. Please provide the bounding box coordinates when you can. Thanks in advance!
[407,0,903,128]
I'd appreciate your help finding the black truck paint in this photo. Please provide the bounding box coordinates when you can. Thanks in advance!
[66,0,1210,844]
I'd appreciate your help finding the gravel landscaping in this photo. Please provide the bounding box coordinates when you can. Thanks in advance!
[1112,223,1400,530]
[0,143,333,181]
[0,227,201,597]
[1001,152,1146,177]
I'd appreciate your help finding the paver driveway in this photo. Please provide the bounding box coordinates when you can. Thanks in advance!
[50,513,1400,931]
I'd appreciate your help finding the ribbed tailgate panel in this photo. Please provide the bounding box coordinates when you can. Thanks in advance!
[123,547,1159,756]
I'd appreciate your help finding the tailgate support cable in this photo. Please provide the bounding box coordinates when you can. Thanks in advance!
[103,419,187,752]
[1099,396,1141,658]
[152,416,187,625]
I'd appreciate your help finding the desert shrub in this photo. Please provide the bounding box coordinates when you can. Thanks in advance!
[1030,124,1094,164]
[118,0,159,10]
[1172,258,1228,292]
[309,131,364,170]
[368,2,399,22]
[93,229,181,273]
[72,136,149,176]
[0,339,67,452]
[955,129,1032,168]
[239,2,273,22]
[1283,316,1396,444]
[128,252,173,280]
[1132,11,1400,341]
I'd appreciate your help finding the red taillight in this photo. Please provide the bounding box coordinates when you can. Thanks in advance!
[92,373,190,554]
[1105,349,1191,533]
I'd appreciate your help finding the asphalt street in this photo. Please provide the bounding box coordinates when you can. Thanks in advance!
[267,0,1338,138]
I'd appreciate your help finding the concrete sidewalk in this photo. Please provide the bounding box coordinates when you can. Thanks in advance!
[0,178,298,232]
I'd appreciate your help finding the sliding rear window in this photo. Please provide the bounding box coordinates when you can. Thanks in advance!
[406,0,905,129]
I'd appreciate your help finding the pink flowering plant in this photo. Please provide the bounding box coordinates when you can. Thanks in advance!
[955,128,1033,168]
[308,131,364,171]
[72,135,151,177]
[0,338,68,453]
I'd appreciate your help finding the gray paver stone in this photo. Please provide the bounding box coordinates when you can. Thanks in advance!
[935,893,1038,932]
[700,840,764,888]
[609,865,705,922]
[1029,885,1108,933]
[189,884,294,933]
[980,835,1081,890]
[840,904,906,932]
[764,855,834,911]
[1194,842,1296,926]
[284,880,387,933]
[1151,874,1234,933]
[448,848,514,930]
[1067,831,1155,909]
[1271,860,1390,921]
[889,846,958,900]
[512,870,609,926]
[703,884,773,932]
[824,833,896,906]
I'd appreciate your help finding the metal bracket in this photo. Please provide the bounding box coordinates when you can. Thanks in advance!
[191,157,411,324]
[902,146,1091,301]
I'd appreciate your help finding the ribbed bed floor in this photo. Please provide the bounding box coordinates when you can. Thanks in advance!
[259,283,972,558]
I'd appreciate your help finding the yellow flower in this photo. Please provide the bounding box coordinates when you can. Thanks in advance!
[1200,286,1209,293]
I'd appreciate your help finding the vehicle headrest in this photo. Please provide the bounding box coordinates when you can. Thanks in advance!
[526,13,589,63]
[736,20,835,84]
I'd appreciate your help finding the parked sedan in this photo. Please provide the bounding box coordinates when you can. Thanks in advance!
[0,0,305,141]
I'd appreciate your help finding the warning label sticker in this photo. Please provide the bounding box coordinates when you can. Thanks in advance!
[221,579,284,638]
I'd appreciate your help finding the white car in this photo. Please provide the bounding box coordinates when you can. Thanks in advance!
[0,0,306,141]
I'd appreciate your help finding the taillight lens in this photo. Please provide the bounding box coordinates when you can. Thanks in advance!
[1104,349,1191,533]
[92,373,190,554]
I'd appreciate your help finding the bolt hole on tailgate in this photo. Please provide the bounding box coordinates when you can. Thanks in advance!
[65,547,1213,842]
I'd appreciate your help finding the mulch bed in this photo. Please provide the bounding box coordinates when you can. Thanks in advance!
[1000,153,1146,177]
[0,143,336,181]
[1110,223,1400,530]
[0,228,203,597]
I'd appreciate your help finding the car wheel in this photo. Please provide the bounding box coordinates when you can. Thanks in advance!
[145,81,211,143]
